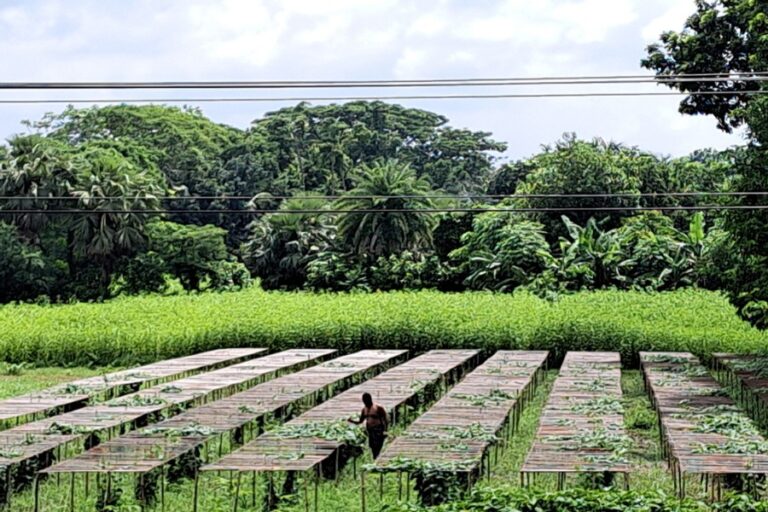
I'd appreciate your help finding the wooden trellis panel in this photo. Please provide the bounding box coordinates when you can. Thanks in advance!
[42,350,406,474]
[374,351,548,478]
[0,350,332,501]
[203,350,481,474]
[641,352,768,499]
[0,348,265,430]
[521,351,629,488]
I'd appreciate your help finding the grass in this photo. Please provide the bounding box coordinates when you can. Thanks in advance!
[0,367,104,399]
[1,288,767,367]
[620,370,676,494]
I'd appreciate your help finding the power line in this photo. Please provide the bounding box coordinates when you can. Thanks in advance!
[1,90,767,105]
[1,205,767,215]
[2,72,768,90]
[0,192,765,201]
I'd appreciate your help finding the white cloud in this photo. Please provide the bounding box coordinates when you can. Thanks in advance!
[394,48,429,78]
[408,14,448,37]
[457,0,637,45]
[0,0,741,158]
[557,0,638,43]
[641,0,692,42]
[186,0,285,67]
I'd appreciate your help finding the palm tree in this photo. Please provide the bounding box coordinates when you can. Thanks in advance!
[335,161,437,259]
[68,151,162,292]
[0,136,76,240]
[241,196,335,289]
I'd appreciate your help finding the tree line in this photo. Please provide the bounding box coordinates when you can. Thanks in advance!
[0,0,766,328]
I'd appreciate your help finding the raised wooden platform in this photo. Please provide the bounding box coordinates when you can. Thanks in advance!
[0,350,332,505]
[641,352,768,499]
[521,351,630,489]
[374,351,548,479]
[0,348,265,431]
[42,350,405,475]
[202,350,480,474]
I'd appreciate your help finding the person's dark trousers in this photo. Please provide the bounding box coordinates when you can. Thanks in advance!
[367,426,386,458]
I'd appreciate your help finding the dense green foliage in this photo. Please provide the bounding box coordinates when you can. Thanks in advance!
[249,101,506,194]
[336,161,437,259]
[643,0,768,328]
[0,288,764,367]
[0,5,764,327]
[387,487,768,512]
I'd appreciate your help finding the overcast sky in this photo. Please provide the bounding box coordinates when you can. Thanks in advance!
[0,0,746,161]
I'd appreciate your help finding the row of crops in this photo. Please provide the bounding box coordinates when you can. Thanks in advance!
[3,348,768,511]
[1,288,767,366]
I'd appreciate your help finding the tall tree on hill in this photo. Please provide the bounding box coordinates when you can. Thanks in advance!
[642,0,768,327]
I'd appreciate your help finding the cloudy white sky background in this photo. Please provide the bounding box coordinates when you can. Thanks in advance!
[0,0,745,161]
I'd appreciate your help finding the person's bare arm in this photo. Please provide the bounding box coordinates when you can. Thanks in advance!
[378,405,388,430]
[348,408,365,425]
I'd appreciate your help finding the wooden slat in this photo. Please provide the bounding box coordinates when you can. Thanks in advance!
[521,352,630,482]
[203,350,481,473]
[0,348,265,430]
[42,350,406,474]
[0,350,332,500]
[712,353,768,427]
[374,351,547,476]
[641,352,768,498]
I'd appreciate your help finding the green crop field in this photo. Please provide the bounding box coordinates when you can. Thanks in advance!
[0,288,766,367]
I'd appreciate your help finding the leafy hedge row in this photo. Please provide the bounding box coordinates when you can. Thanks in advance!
[389,488,767,512]
[0,289,765,367]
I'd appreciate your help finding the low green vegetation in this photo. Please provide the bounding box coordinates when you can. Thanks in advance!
[0,367,102,399]
[386,488,768,512]
[0,288,765,367]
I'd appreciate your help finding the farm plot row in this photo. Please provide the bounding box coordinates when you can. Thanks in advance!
[521,352,630,489]
[0,349,332,508]
[641,352,768,499]
[371,350,548,506]
[0,348,265,430]
[4,349,768,511]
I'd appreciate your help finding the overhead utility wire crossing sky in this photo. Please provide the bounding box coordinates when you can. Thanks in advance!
[2,72,768,89]
[2,90,767,105]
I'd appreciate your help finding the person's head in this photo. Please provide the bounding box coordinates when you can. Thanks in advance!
[362,392,373,407]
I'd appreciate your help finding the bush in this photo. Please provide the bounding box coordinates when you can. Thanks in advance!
[384,487,768,511]
[0,289,764,367]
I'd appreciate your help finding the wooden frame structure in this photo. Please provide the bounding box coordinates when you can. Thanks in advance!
[200,350,481,512]
[369,351,548,508]
[521,351,630,490]
[641,352,768,499]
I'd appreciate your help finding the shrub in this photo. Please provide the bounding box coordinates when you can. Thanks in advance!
[0,288,764,367]
[383,487,768,511]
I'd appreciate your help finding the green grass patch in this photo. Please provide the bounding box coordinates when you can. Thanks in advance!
[0,367,103,399]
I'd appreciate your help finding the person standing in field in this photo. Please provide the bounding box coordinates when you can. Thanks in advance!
[348,392,388,458]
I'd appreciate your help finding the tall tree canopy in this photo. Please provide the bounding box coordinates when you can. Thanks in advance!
[249,101,506,194]
[32,105,244,226]
[643,0,768,327]
[513,136,645,237]
[642,0,768,132]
